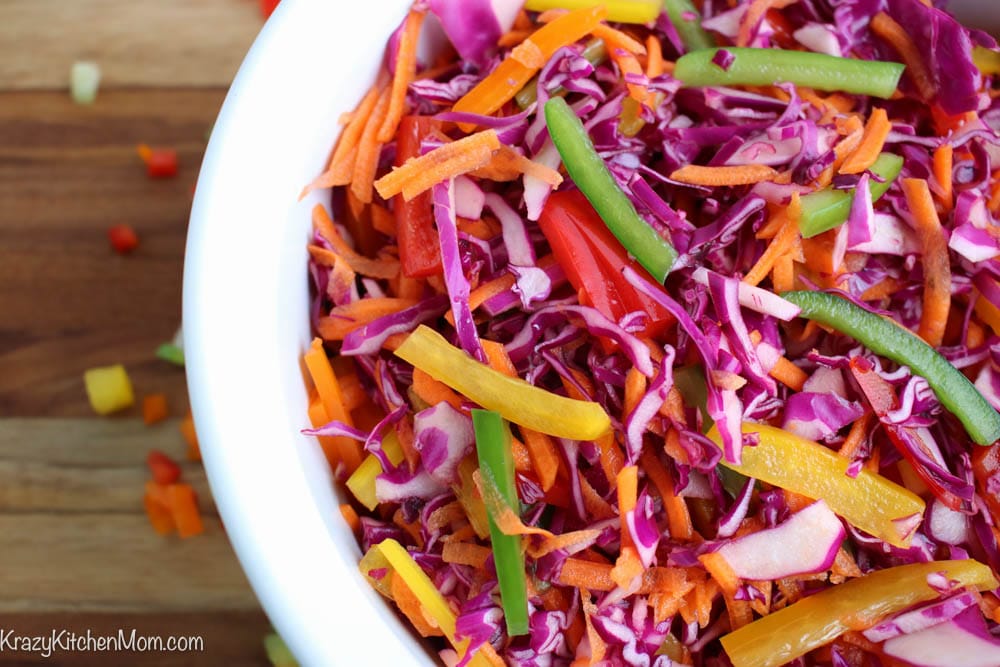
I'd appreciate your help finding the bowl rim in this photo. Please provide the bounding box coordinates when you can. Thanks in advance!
[183,1,428,664]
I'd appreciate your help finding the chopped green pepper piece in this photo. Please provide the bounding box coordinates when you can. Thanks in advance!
[516,39,606,109]
[155,342,185,366]
[544,97,678,281]
[472,409,529,636]
[674,48,905,99]
[782,291,1000,445]
[799,153,904,238]
[663,0,715,52]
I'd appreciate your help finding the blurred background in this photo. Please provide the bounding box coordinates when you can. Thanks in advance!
[0,1,280,664]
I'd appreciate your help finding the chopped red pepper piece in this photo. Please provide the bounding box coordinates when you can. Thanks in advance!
[394,117,443,278]
[107,224,139,255]
[136,144,178,179]
[973,444,1000,522]
[260,0,280,19]
[147,449,182,485]
[142,393,168,425]
[537,189,673,337]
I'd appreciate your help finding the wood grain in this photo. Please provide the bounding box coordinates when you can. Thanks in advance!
[0,0,262,90]
[0,90,226,417]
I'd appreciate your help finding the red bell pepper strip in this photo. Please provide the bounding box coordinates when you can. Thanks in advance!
[394,116,443,278]
[537,190,673,337]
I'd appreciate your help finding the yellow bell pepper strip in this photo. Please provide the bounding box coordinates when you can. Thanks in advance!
[452,5,607,129]
[781,290,1000,446]
[720,559,999,667]
[359,538,494,667]
[707,422,924,548]
[473,409,530,636]
[663,0,715,52]
[675,48,906,98]
[83,364,135,415]
[974,46,1000,76]
[524,0,660,23]
[394,325,612,441]
[345,431,405,511]
[545,97,679,281]
[799,153,904,238]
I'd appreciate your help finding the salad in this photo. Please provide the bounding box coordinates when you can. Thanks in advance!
[299,0,1000,665]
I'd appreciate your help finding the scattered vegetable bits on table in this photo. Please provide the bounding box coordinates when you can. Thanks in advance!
[298,0,1000,665]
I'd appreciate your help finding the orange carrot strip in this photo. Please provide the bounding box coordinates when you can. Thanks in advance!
[166,483,204,539]
[617,465,639,550]
[457,217,502,239]
[645,34,664,78]
[581,590,609,665]
[444,273,517,326]
[772,253,795,293]
[472,145,564,185]
[482,339,518,377]
[640,449,694,541]
[870,12,935,100]
[579,470,618,520]
[838,413,873,460]
[312,205,400,278]
[521,428,561,492]
[498,29,532,48]
[316,298,419,340]
[300,83,381,197]
[968,319,986,350]
[351,86,393,204]
[441,541,491,568]
[594,431,625,485]
[142,393,168,425]
[769,355,808,391]
[839,107,892,175]
[592,24,646,55]
[608,46,649,106]
[860,276,902,301]
[932,143,953,211]
[451,6,607,125]
[340,503,361,533]
[377,10,424,143]
[744,192,801,286]
[305,339,363,472]
[412,368,465,410]
[699,552,752,629]
[373,130,501,201]
[623,368,647,418]
[390,571,443,637]
[337,372,367,412]
[902,178,951,347]
[670,164,778,186]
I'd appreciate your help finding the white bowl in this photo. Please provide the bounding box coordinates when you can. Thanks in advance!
[183,0,428,665]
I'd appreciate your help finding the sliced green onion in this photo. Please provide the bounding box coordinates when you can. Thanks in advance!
[70,61,101,105]
[525,0,660,22]
[155,342,185,366]
[782,291,1000,445]
[544,97,678,281]
[663,0,715,52]
[674,47,905,99]
[472,409,529,636]
[799,153,903,238]
[516,39,606,109]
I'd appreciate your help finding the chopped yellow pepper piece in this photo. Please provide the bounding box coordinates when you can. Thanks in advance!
[523,0,661,24]
[708,422,924,548]
[973,46,1000,76]
[722,559,998,667]
[345,432,405,511]
[359,538,494,667]
[83,364,135,415]
[394,325,611,441]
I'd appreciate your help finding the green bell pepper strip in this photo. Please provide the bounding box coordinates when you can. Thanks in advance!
[782,291,1000,445]
[721,559,998,667]
[472,409,529,636]
[674,48,905,99]
[544,97,679,281]
[663,0,715,52]
[516,39,606,109]
[799,153,904,238]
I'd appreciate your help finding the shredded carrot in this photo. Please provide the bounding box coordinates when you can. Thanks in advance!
[521,428,561,492]
[442,541,491,568]
[340,504,361,533]
[472,145,564,185]
[451,6,607,125]
[510,434,534,473]
[412,368,465,411]
[870,12,935,100]
[300,83,381,197]
[481,339,517,377]
[316,298,419,340]
[390,571,443,637]
[768,355,808,391]
[645,34,664,78]
[932,143,954,211]
[699,551,753,630]
[744,192,801,286]
[592,24,646,56]
[623,367,647,419]
[528,527,605,558]
[838,412,873,460]
[617,465,639,550]
[377,10,424,143]
[394,415,421,472]
[839,107,891,175]
[350,86,392,204]
[312,205,400,278]
[370,202,396,237]
[902,178,951,347]
[968,319,986,350]
[336,371,367,413]
[737,0,798,47]
[498,29,532,48]
[445,273,516,326]
[579,470,618,519]
[640,449,694,541]
[374,130,501,201]
[142,393,168,425]
[457,216,502,239]
[304,338,363,472]
[580,590,608,665]
[611,545,644,591]
[670,164,778,186]
[860,276,902,301]
[771,253,795,293]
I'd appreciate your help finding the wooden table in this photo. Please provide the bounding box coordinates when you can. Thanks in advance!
[1,2,274,664]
